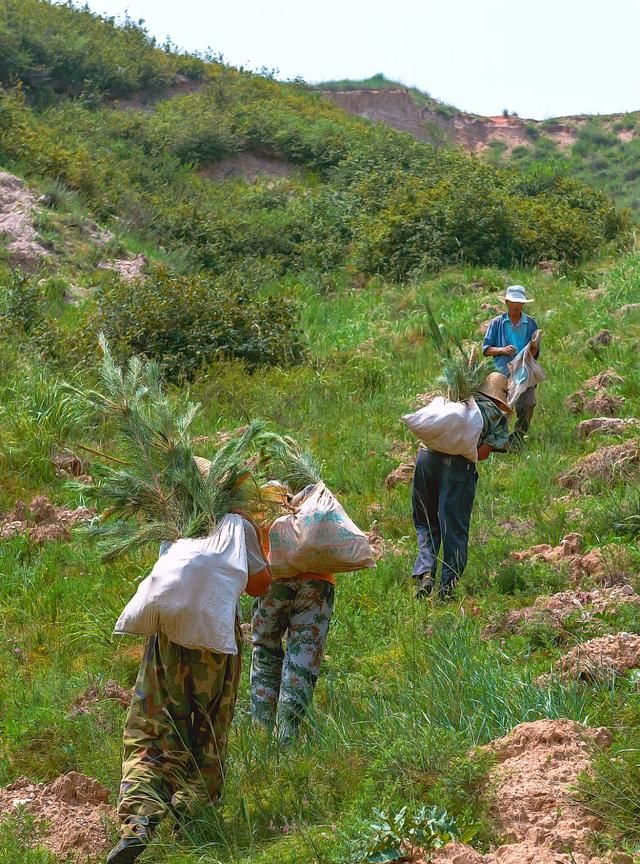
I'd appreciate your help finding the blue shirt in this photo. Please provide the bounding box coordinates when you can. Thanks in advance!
[482,312,538,377]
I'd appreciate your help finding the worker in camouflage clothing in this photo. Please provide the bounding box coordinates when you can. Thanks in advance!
[107,519,271,864]
[251,487,334,742]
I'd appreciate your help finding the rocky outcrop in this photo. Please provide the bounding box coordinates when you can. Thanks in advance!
[0,171,48,270]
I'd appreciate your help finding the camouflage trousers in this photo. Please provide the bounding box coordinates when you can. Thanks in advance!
[117,628,241,834]
[250,578,334,740]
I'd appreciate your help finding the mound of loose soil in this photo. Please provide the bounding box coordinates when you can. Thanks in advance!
[551,632,640,682]
[583,394,626,416]
[99,253,147,281]
[71,680,131,716]
[566,369,625,415]
[558,441,640,490]
[0,171,48,270]
[52,451,87,477]
[498,517,535,536]
[577,417,639,438]
[0,496,95,542]
[509,534,631,586]
[583,370,625,391]
[567,393,625,416]
[618,303,640,316]
[385,460,415,489]
[428,720,617,864]
[367,521,404,560]
[487,585,639,635]
[588,329,613,348]
[0,772,114,861]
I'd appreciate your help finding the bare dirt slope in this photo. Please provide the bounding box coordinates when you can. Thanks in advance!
[321,88,636,153]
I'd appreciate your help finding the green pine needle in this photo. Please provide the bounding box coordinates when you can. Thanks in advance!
[67,338,267,560]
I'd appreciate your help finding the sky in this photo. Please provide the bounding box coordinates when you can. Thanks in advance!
[74,0,640,120]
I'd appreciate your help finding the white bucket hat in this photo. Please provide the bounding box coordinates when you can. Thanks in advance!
[504,285,534,303]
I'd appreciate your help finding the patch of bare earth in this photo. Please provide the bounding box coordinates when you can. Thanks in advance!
[487,586,639,636]
[0,496,95,542]
[498,517,535,537]
[0,171,48,271]
[558,441,640,491]
[385,460,415,489]
[509,534,631,587]
[566,371,625,416]
[427,720,620,864]
[71,680,131,716]
[367,521,404,560]
[99,253,147,281]
[577,417,640,438]
[617,303,640,316]
[199,151,295,183]
[550,632,640,682]
[52,450,93,484]
[0,773,114,862]
[584,370,625,390]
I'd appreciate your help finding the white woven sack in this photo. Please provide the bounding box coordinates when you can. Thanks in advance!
[268,482,376,578]
[507,337,546,408]
[114,514,247,654]
[402,396,483,463]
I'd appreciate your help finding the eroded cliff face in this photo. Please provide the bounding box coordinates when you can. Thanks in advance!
[322,88,631,153]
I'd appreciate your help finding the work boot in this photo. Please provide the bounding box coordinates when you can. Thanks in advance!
[415,573,435,599]
[106,837,146,863]
[106,819,152,863]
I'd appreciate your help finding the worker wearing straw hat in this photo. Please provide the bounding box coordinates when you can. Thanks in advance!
[413,374,510,600]
[482,285,540,450]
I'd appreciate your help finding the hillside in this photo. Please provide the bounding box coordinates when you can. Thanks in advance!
[318,76,640,215]
[2,4,640,864]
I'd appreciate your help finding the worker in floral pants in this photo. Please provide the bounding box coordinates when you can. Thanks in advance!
[251,576,334,741]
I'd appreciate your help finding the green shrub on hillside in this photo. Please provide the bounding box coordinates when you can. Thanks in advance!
[79,268,306,379]
[0,271,43,335]
[0,29,631,290]
[490,116,640,217]
[350,165,622,278]
[0,0,203,98]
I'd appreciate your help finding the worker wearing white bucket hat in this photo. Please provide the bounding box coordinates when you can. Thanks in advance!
[482,285,540,449]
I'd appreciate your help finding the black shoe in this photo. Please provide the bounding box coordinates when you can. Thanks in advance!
[415,574,435,599]
[106,835,147,863]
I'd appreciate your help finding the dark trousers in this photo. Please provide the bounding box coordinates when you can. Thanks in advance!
[411,449,478,594]
[512,386,537,444]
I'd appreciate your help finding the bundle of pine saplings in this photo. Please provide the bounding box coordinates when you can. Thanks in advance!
[67,339,326,561]
[401,305,496,462]
[425,301,493,402]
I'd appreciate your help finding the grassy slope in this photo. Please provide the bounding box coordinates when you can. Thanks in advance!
[2,254,640,862]
[1,4,639,861]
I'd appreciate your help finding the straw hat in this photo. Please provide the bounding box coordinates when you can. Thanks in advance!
[478,372,512,414]
[194,455,211,476]
[504,285,534,303]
